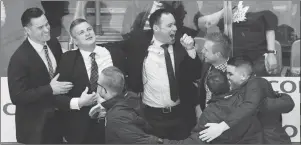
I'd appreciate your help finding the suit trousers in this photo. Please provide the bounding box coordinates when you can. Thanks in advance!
[143,104,191,140]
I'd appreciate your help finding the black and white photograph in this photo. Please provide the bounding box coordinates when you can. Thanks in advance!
[0,0,300,144]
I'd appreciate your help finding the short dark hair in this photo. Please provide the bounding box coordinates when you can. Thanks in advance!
[207,68,230,95]
[149,9,174,29]
[160,1,186,27]
[21,7,44,27]
[205,32,232,59]
[227,55,254,75]
[69,18,88,37]
[101,66,125,96]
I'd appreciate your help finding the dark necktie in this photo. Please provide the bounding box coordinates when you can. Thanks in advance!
[43,45,54,79]
[90,52,98,93]
[161,44,179,102]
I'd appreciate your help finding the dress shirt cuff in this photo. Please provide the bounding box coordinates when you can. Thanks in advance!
[1,1,6,23]
[220,121,230,131]
[70,98,80,110]
[187,48,197,59]
[149,136,161,144]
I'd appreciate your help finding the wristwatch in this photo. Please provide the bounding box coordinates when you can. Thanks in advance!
[266,50,277,54]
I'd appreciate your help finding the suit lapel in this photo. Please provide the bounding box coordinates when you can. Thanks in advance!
[47,40,60,63]
[200,63,211,82]
[173,41,185,78]
[74,49,90,86]
[24,39,50,79]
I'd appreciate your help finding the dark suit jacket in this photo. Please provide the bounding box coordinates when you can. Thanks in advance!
[7,38,62,143]
[196,62,216,110]
[122,29,202,128]
[105,92,160,144]
[165,77,294,144]
[259,88,293,143]
[55,45,125,143]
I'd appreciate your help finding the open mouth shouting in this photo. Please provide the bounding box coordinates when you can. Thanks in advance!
[169,33,176,41]
[86,36,93,40]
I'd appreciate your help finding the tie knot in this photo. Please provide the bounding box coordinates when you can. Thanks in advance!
[161,44,169,50]
[90,52,96,58]
[43,45,48,50]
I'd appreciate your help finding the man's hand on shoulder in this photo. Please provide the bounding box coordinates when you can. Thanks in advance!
[198,121,230,142]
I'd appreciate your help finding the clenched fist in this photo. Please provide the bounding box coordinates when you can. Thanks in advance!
[180,33,195,50]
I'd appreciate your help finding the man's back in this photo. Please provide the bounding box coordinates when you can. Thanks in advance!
[105,92,159,144]
[195,90,263,144]
[258,83,292,143]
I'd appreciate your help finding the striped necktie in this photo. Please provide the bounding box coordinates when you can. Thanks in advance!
[89,52,98,93]
[43,45,54,79]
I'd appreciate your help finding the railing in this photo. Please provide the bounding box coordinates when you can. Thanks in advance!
[66,1,125,50]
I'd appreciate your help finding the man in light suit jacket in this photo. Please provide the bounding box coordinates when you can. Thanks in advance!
[7,7,73,144]
[55,18,126,144]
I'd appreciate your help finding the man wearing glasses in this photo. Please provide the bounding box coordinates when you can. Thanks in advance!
[89,66,161,144]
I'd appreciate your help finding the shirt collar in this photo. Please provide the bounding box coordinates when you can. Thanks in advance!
[213,61,227,72]
[101,95,126,110]
[149,36,173,55]
[28,37,46,53]
[151,36,164,47]
[79,45,100,60]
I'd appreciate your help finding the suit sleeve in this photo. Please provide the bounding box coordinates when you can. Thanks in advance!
[224,78,266,128]
[182,53,203,82]
[180,52,203,107]
[264,93,295,114]
[7,54,53,105]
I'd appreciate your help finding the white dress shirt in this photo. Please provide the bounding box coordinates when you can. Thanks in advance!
[28,37,57,73]
[70,45,113,110]
[1,0,6,27]
[142,36,196,108]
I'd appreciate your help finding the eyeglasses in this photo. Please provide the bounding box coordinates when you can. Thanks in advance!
[97,83,107,94]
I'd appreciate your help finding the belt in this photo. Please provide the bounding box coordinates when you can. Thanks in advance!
[145,104,181,114]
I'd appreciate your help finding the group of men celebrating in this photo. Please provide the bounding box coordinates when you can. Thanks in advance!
[7,6,294,144]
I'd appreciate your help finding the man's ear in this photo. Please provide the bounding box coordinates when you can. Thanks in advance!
[215,52,223,58]
[24,26,30,36]
[236,67,247,81]
[240,74,248,81]
[153,25,159,32]
[240,70,251,81]
[72,37,78,45]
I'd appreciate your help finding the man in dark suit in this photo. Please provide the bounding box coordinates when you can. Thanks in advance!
[122,9,202,140]
[54,18,126,144]
[7,8,73,144]
[194,32,232,118]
